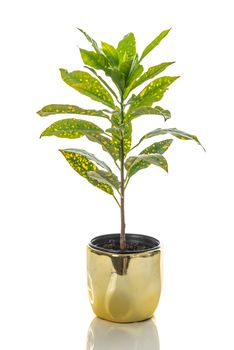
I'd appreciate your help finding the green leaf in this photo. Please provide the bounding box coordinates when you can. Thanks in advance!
[87,170,120,190]
[40,118,103,139]
[84,66,119,101]
[140,28,171,62]
[77,28,101,53]
[80,49,109,71]
[127,154,168,178]
[138,128,205,150]
[105,127,122,139]
[128,106,171,121]
[110,122,132,159]
[86,134,119,161]
[140,139,173,155]
[37,104,110,119]
[125,139,173,175]
[131,62,175,90]
[60,69,115,108]
[101,42,119,66]
[123,55,144,98]
[61,148,112,172]
[117,33,136,63]
[60,149,113,195]
[128,76,179,110]
[107,67,126,93]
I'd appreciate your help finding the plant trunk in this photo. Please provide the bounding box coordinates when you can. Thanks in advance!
[120,97,126,251]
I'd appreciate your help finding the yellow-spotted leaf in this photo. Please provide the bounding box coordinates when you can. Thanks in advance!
[123,59,144,98]
[62,149,112,172]
[40,118,103,139]
[128,76,180,110]
[84,66,119,101]
[37,104,110,119]
[110,122,132,160]
[127,154,168,178]
[131,62,175,90]
[87,170,120,191]
[80,49,109,71]
[125,139,173,176]
[128,106,171,121]
[139,128,205,150]
[86,134,119,161]
[60,69,115,108]
[140,28,171,62]
[101,42,119,66]
[60,149,113,195]
[117,33,136,63]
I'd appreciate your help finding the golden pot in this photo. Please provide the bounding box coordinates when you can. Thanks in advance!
[87,234,161,323]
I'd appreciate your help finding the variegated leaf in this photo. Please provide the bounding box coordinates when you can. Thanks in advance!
[127,154,168,178]
[101,42,119,66]
[61,149,112,172]
[40,118,103,139]
[128,76,180,110]
[140,28,171,62]
[110,122,132,159]
[86,134,119,161]
[127,106,171,121]
[84,66,119,101]
[139,128,205,150]
[117,33,136,63]
[80,49,109,71]
[131,62,175,90]
[87,170,120,190]
[60,69,115,108]
[125,139,173,175]
[60,149,113,195]
[37,104,110,119]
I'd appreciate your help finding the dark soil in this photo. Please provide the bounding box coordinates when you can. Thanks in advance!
[100,239,147,252]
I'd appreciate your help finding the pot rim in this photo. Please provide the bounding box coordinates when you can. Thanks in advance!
[88,233,160,255]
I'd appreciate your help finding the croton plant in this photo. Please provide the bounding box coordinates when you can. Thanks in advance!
[38,28,204,250]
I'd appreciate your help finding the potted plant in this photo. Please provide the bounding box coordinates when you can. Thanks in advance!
[38,28,204,323]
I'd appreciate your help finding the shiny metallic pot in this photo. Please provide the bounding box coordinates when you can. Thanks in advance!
[87,234,161,323]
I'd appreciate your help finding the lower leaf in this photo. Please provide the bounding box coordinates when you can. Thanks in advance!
[60,149,114,195]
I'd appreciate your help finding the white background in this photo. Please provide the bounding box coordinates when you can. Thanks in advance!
[0,0,234,349]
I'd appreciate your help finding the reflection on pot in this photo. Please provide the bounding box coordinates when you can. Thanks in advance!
[86,317,159,350]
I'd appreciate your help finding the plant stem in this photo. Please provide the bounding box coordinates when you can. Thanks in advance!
[120,96,126,251]
[113,194,121,208]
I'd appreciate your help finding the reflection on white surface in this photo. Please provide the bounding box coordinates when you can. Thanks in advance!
[86,317,159,350]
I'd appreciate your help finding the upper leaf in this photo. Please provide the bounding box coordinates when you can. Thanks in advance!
[87,170,120,190]
[84,66,119,101]
[117,33,136,63]
[130,62,175,91]
[80,49,109,71]
[77,28,101,53]
[40,118,103,139]
[37,104,110,119]
[60,149,113,195]
[61,148,112,172]
[128,76,179,110]
[138,128,205,150]
[127,106,171,121]
[140,28,171,61]
[101,42,119,66]
[60,69,115,108]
